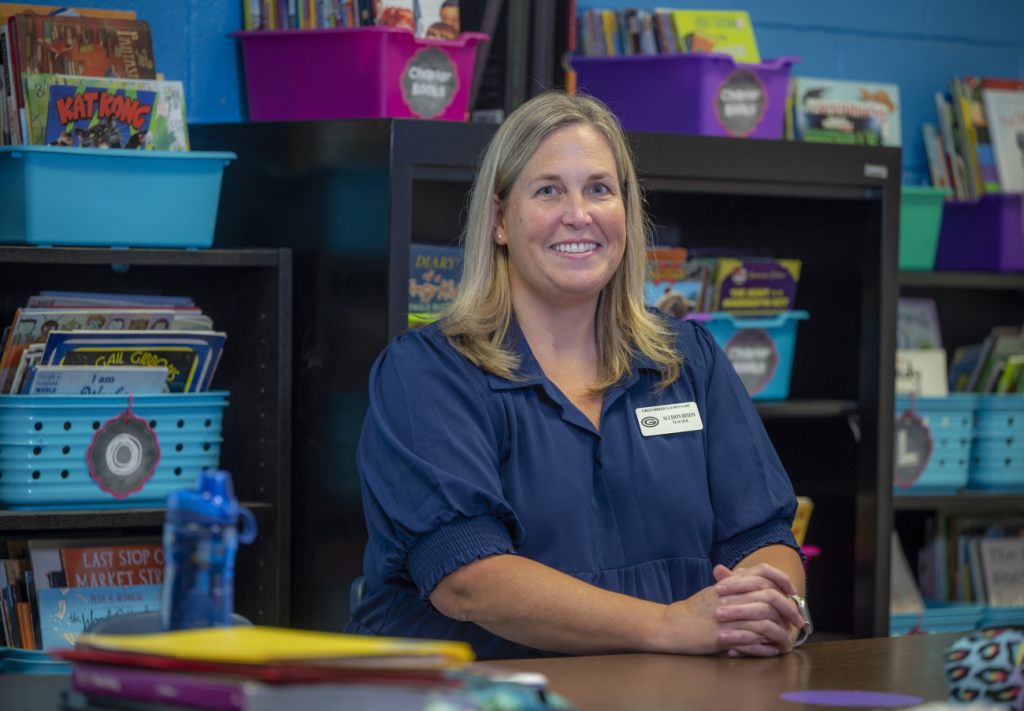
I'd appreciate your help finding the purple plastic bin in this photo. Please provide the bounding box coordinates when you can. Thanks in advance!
[232,27,487,122]
[935,194,1024,272]
[571,53,799,139]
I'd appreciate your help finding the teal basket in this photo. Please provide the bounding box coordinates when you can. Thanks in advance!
[0,647,69,674]
[890,602,983,636]
[980,607,1024,628]
[701,311,809,400]
[894,394,978,495]
[0,392,228,510]
[899,186,948,271]
[0,146,235,248]
[968,396,1024,492]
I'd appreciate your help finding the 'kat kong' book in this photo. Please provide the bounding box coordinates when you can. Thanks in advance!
[43,83,154,148]
[12,14,156,81]
[25,74,188,150]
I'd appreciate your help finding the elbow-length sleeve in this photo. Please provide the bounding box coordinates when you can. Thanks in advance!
[689,322,803,569]
[357,330,521,603]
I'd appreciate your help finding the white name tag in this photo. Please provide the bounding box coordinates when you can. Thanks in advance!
[636,402,704,437]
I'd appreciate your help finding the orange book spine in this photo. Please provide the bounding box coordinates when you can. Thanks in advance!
[15,602,33,650]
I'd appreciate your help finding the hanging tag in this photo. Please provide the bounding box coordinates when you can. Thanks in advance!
[893,399,933,489]
[87,394,161,498]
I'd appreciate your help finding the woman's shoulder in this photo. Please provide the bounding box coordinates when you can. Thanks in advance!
[645,307,718,371]
[374,320,490,393]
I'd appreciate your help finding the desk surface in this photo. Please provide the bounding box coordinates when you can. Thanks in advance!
[0,633,959,711]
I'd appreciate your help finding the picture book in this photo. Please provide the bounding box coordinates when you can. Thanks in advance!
[645,261,709,320]
[0,4,135,25]
[897,298,942,349]
[711,258,801,314]
[972,331,1024,394]
[0,308,175,394]
[376,0,414,31]
[9,342,43,394]
[37,585,162,651]
[61,544,164,588]
[42,83,154,149]
[11,14,156,80]
[409,243,463,328]
[417,0,459,39]
[896,349,948,397]
[995,355,1024,394]
[964,76,1000,193]
[980,538,1024,607]
[982,89,1024,193]
[27,291,195,309]
[40,331,227,393]
[669,10,758,63]
[24,365,169,395]
[790,77,901,147]
[25,74,189,150]
[936,91,969,200]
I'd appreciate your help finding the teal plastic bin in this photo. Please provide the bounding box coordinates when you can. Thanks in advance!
[980,607,1024,628]
[702,311,809,400]
[899,186,948,271]
[894,394,978,495]
[890,602,983,636]
[968,396,1024,492]
[0,146,235,248]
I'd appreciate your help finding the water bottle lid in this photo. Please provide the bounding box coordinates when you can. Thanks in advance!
[166,470,241,525]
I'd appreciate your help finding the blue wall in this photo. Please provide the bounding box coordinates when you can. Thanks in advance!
[78,0,1024,182]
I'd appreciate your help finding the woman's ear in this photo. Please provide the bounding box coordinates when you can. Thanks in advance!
[492,194,507,245]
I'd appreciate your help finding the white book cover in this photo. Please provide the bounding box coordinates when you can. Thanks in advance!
[981,538,1024,606]
[25,365,169,395]
[896,349,949,396]
[983,89,1024,193]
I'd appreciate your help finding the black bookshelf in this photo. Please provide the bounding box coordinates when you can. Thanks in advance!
[0,247,292,627]
[893,494,1024,514]
[899,271,1024,290]
[192,119,900,638]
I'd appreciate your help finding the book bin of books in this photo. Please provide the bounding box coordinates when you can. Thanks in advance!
[232,27,487,122]
[935,194,1024,272]
[899,186,948,271]
[570,52,799,139]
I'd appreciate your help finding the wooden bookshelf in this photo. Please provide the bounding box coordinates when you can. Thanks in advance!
[0,247,292,627]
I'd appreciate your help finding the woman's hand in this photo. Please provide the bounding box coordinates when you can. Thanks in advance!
[712,563,804,658]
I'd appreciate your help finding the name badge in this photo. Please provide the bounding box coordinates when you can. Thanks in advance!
[636,402,704,437]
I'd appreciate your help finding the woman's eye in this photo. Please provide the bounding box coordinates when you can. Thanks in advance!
[539,186,557,195]
[591,184,609,194]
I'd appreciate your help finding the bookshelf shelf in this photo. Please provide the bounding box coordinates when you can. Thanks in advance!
[899,271,1024,290]
[893,494,1024,514]
[755,400,858,419]
[0,502,275,533]
[0,247,292,627]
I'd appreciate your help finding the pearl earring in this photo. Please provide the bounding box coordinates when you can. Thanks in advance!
[496,234,503,241]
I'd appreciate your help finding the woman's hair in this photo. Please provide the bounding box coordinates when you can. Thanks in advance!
[440,91,680,392]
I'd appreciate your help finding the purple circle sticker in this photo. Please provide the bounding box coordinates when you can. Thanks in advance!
[780,690,924,707]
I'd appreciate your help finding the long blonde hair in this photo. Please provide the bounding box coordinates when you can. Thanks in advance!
[441,91,680,392]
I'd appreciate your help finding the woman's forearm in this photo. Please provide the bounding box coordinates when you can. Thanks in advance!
[430,554,676,655]
[735,545,806,597]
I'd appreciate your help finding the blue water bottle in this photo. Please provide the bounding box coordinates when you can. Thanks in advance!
[161,470,258,631]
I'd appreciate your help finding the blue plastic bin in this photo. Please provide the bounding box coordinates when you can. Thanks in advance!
[0,392,228,509]
[968,396,1024,492]
[890,602,983,636]
[0,147,235,248]
[701,311,809,400]
[980,607,1024,628]
[894,395,978,495]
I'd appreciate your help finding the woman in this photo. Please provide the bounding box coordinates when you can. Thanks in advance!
[345,92,809,660]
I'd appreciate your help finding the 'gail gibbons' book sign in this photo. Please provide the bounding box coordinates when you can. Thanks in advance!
[60,544,165,588]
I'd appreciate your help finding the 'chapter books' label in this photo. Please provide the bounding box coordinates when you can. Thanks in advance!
[636,402,704,436]
[401,46,458,119]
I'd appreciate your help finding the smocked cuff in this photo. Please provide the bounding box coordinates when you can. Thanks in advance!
[407,515,515,603]
[710,518,805,570]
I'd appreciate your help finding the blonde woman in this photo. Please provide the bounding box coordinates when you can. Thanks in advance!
[345,92,809,660]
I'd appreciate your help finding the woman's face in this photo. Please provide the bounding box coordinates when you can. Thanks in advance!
[495,123,626,311]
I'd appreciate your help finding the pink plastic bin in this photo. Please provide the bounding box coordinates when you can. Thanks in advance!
[934,194,1024,272]
[570,53,800,139]
[232,27,487,122]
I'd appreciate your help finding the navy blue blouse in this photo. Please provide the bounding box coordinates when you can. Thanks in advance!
[344,315,801,659]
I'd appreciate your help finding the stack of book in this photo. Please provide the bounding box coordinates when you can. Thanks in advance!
[924,76,1024,200]
[0,3,190,150]
[0,291,225,395]
[949,325,1024,395]
[56,626,574,711]
[0,538,164,651]
[576,8,760,64]
[247,0,458,37]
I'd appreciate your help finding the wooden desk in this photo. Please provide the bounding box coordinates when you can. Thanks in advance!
[0,634,959,711]
[496,633,959,711]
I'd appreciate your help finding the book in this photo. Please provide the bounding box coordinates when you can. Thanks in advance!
[645,260,709,320]
[948,344,983,393]
[0,21,8,144]
[61,544,164,588]
[1,24,21,144]
[24,74,189,150]
[669,10,758,63]
[0,4,136,24]
[982,88,1024,193]
[790,77,901,147]
[37,585,163,651]
[972,330,1024,394]
[936,91,968,200]
[897,298,942,349]
[950,77,983,199]
[9,341,43,394]
[995,355,1024,394]
[40,330,227,394]
[27,291,195,309]
[23,365,169,395]
[376,0,414,31]
[895,349,948,397]
[711,258,801,314]
[417,0,459,39]
[981,538,1024,607]
[921,123,951,189]
[408,244,462,327]
[964,76,1000,193]
[42,83,155,149]
[652,9,677,54]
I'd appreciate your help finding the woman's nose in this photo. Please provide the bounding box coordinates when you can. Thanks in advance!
[563,192,592,230]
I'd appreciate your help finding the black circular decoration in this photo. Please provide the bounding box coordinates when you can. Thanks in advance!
[723,328,779,396]
[714,68,767,137]
[87,409,161,498]
[893,411,933,489]
[401,46,458,119]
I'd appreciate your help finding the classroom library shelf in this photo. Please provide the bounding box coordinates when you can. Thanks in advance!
[0,246,292,627]
[899,271,1024,290]
[893,494,1024,513]
[191,119,899,638]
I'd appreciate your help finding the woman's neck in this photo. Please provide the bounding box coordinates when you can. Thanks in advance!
[511,289,600,369]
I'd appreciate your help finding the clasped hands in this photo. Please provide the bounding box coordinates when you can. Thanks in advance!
[662,563,805,658]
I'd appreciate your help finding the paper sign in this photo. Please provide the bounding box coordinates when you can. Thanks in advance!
[636,402,704,437]
[981,539,1024,607]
